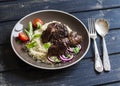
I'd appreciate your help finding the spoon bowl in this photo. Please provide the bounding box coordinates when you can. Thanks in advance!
[95,18,109,37]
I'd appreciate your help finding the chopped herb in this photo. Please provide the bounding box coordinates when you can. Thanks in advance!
[24,21,34,41]
[16,38,22,44]
[32,34,41,40]
[36,22,42,29]
[51,56,61,62]
[73,46,80,54]
[44,42,51,49]
[24,29,32,40]
[26,41,37,49]
[67,54,72,58]
[28,21,33,36]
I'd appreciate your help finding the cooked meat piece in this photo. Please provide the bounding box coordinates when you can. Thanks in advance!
[42,22,82,57]
[50,23,68,40]
[69,31,82,46]
[56,23,68,38]
[58,41,67,55]
[41,27,52,43]
[48,45,58,56]
[41,22,68,43]
[61,38,70,47]
[48,40,67,56]
[41,23,57,43]
[47,23,57,32]
[61,38,69,44]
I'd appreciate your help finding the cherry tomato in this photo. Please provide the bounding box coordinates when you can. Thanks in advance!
[32,18,43,28]
[18,32,29,41]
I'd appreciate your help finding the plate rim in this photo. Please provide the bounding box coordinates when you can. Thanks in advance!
[11,9,90,70]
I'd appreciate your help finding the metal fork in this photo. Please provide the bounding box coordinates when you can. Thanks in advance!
[88,18,103,72]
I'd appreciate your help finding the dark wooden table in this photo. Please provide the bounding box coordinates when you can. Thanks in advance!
[1,0,120,85]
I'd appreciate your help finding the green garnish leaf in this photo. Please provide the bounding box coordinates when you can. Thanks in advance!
[24,21,34,41]
[24,29,32,40]
[28,21,33,36]
[16,38,22,44]
[36,22,42,29]
[51,56,61,62]
[32,34,41,40]
[73,46,80,54]
[26,41,37,49]
[67,54,72,58]
[44,42,51,49]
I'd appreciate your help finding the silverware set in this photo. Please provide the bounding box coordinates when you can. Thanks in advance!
[88,18,111,72]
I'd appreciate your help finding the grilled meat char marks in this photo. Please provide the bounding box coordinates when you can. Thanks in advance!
[41,22,82,56]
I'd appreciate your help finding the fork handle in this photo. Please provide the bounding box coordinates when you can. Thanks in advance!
[93,39,103,72]
[103,37,111,71]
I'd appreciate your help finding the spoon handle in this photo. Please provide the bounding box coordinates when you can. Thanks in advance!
[103,37,111,71]
[93,39,103,72]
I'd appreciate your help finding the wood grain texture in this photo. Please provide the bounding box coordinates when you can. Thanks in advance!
[0,0,15,2]
[0,0,120,22]
[0,45,33,72]
[0,53,120,85]
[105,82,120,86]
[0,0,120,85]
[0,8,120,72]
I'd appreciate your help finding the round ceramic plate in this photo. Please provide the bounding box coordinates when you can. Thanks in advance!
[11,10,90,69]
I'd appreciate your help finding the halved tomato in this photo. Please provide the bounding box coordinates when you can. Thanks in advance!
[18,32,29,41]
[32,18,43,28]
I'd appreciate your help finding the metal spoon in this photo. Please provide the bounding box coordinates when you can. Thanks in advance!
[95,18,111,71]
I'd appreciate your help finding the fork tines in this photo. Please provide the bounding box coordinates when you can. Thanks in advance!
[88,18,96,34]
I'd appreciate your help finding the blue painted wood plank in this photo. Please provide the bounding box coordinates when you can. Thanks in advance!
[0,53,120,85]
[0,0,120,85]
[0,0,120,22]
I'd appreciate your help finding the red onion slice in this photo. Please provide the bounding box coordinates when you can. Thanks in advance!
[59,54,74,62]
[67,44,81,53]
[77,44,81,50]
[47,56,61,63]
[67,47,74,52]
